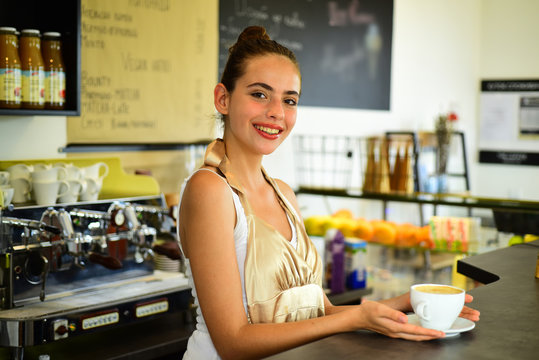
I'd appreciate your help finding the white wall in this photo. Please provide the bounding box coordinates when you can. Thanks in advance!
[0,116,67,160]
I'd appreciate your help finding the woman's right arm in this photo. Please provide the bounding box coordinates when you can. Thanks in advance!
[180,171,444,360]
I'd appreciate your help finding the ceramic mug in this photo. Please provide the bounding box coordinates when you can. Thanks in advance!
[410,284,465,331]
[0,171,10,186]
[32,180,70,206]
[58,179,86,203]
[79,178,100,201]
[33,163,52,171]
[11,177,32,203]
[54,163,82,180]
[1,185,15,207]
[7,164,33,181]
[81,162,109,180]
[31,167,68,183]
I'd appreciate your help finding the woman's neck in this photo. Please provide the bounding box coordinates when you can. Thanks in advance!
[222,137,266,192]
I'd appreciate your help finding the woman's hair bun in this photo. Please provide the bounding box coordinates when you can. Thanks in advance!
[237,26,271,43]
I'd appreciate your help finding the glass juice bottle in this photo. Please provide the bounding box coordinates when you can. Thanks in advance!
[20,29,45,109]
[0,27,22,108]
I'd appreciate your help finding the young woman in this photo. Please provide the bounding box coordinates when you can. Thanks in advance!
[178,26,479,360]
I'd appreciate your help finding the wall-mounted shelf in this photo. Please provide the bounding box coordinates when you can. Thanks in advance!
[0,0,80,116]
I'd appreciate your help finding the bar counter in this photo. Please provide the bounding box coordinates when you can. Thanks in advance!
[268,240,539,360]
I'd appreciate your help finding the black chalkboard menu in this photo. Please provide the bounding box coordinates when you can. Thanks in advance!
[219,0,393,110]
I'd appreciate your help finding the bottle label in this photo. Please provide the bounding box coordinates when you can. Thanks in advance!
[21,69,45,105]
[44,70,66,105]
[0,68,22,102]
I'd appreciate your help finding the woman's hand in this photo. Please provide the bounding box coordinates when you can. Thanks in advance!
[460,293,480,322]
[378,291,480,323]
[356,301,445,341]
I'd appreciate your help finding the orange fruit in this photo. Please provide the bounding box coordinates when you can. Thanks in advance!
[354,218,373,241]
[332,209,354,219]
[395,223,417,247]
[371,220,397,245]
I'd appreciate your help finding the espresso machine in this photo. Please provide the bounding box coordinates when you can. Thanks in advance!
[0,195,193,360]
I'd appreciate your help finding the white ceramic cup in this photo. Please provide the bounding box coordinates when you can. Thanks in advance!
[1,185,15,207]
[410,284,465,331]
[7,164,33,180]
[81,162,109,180]
[32,180,70,206]
[31,167,68,183]
[79,178,100,201]
[58,179,85,203]
[54,163,82,180]
[33,163,52,171]
[11,177,32,203]
[0,171,10,185]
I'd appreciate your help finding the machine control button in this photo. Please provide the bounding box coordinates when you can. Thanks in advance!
[52,319,69,340]
[55,325,68,335]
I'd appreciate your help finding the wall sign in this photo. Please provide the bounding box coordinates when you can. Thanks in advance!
[219,0,394,110]
[479,80,539,166]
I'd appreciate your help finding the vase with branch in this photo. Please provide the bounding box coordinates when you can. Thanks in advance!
[434,110,458,193]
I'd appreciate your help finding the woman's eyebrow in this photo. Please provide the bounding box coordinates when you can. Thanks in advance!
[247,82,299,96]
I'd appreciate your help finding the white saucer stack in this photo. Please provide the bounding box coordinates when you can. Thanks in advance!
[153,253,181,272]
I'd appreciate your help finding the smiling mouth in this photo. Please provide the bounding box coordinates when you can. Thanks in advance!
[253,124,281,135]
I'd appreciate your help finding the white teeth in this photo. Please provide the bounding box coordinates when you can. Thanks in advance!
[254,125,280,135]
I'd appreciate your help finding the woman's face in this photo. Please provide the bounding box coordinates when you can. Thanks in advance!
[220,54,301,156]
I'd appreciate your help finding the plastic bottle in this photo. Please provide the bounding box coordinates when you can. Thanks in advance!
[41,31,66,109]
[19,29,45,109]
[329,230,346,294]
[0,27,22,108]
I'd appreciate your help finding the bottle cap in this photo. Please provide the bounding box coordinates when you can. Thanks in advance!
[20,29,41,36]
[43,31,61,38]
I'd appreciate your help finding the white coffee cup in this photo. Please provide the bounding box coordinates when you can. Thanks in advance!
[33,163,52,171]
[81,162,109,180]
[11,177,32,203]
[31,167,68,183]
[54,163,82,180]
[0,171,10,185]
[1,185,14,207]
[58,179,86,203]
[79,178,100,201]
[410,284,465,331]
[32,180,70,206]
[7,164,33,180]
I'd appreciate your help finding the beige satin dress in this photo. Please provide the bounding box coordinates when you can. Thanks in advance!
[204,139,325,324]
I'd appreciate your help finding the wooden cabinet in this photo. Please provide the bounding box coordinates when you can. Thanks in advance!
[0,0,80,116]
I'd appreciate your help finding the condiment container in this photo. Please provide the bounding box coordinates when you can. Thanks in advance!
[345,238,367,289]
[19,29,45,109]
[41,32,66,109]
[0,27,22,108]
[326,229,346,294]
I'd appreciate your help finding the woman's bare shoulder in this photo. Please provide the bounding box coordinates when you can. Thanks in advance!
[183,167,230,200]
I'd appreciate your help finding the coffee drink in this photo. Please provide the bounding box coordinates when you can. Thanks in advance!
[415,285,463,295]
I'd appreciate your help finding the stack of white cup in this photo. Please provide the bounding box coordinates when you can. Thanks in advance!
[79,162,109,202]
[6,164,34,204]
[4,161,109,206]
[30,164,71,206]
[0,171,14,208]
[54,163,86,203]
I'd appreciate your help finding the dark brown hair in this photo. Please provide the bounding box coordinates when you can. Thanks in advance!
[220,26,300,93]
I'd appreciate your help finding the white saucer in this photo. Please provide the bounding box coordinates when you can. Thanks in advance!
[407,314,475,337]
